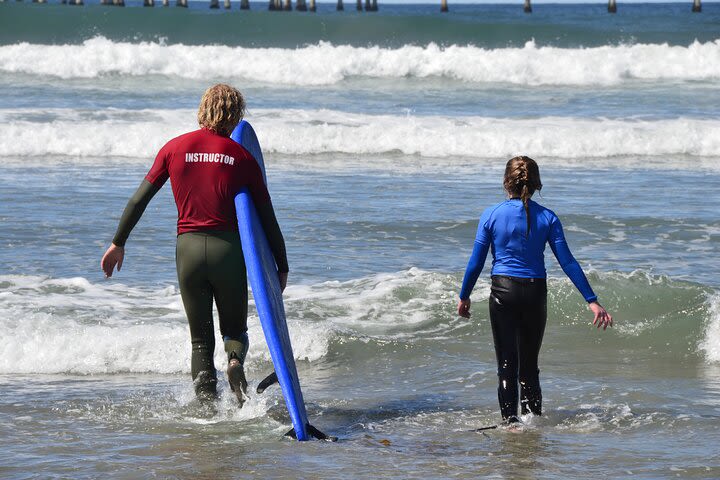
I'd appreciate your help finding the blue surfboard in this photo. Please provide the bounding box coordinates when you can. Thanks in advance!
[231,121,332,442]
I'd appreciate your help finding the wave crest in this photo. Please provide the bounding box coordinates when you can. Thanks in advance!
[1,108,719,161]
[2,37,720,85]
[0,270,717,374]
[701,294,720,363]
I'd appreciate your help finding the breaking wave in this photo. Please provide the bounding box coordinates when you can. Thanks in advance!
[1,107,719,161]
[1,37,719,86]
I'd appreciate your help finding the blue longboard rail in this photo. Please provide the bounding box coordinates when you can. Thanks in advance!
[235,190,310,440]
[232,121,333,442]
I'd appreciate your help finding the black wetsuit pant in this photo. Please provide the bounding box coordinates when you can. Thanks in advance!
[489,275,547,420]
[176,231,249,390]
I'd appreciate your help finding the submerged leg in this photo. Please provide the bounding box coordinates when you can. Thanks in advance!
[224,334,249,404]
[518,281,547,416]
[207,231,250,405]
[177,233,217,400]
[489,278,521,421]
[519,379,542,416]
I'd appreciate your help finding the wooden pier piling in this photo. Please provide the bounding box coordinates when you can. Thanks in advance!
[608,0,617,13]
[0,0,425,11]
[523,0,531,13]
[692,0,701,12]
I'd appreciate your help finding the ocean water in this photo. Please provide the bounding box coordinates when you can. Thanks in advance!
[1,2,720,478]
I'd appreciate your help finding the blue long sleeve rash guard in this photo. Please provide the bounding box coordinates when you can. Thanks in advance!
[459,199,597,303]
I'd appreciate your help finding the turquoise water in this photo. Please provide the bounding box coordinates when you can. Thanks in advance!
[1,2,719,478]
[2,2,719,46]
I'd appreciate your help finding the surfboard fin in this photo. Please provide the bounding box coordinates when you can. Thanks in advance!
[285,424,338,442]
[256,371,278,394]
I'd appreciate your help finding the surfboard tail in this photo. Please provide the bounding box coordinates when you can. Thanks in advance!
[257,372,336,441]
[285,424,338,442]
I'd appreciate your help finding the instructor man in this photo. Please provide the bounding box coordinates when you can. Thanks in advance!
[101,84,289,404]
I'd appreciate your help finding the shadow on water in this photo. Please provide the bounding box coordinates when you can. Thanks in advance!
[284,393,511,445]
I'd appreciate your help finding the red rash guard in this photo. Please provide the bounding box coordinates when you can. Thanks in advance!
[146,128,271,235]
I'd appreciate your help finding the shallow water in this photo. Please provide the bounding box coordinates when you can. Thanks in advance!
[2,160,719,478]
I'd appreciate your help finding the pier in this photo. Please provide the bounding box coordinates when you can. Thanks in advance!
[6,0,706,13]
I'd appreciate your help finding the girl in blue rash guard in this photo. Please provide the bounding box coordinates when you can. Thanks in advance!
[458,156,613,424]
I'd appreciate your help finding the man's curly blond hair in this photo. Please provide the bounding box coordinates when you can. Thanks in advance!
[197,84,245,137]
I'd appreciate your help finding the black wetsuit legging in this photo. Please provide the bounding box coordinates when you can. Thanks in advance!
[176,231,249,389]
[489,275,547,420]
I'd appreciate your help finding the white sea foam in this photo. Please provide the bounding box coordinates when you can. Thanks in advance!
[0,269,469,374]
[1,270,716,373]
[285,267,475,340]
[700,294,720,363]
[0,274,330,375]
[1,107,719,162]
[2,37,720,85]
